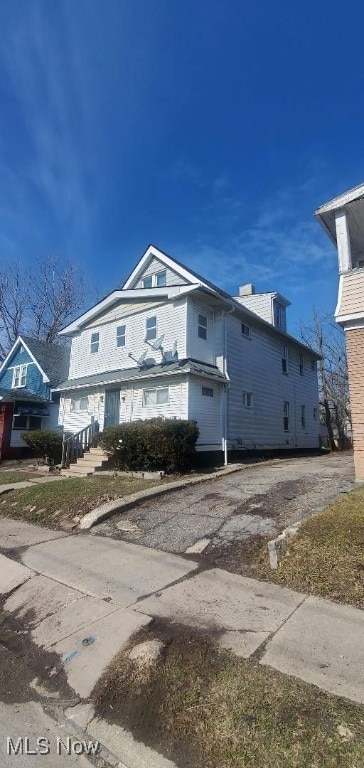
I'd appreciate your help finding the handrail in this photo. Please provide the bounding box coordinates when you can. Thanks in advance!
[61,420,98,468]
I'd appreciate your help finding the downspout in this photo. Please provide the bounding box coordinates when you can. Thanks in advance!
[223,302,234,465]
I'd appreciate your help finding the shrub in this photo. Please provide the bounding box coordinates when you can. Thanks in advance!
[98,418,199,473]
[20,429,64,465]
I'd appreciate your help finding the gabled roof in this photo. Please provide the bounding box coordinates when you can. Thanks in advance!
[315,182,364,256]
[0,336,70,387]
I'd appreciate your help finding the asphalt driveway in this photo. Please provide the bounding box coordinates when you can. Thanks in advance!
[92,453,355,555]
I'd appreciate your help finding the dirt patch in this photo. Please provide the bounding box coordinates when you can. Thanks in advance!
[202,534,270,577]
[92,619,364,768]
[0,601,76,704]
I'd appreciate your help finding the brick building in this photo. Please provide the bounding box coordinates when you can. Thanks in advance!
[316,184,364,479]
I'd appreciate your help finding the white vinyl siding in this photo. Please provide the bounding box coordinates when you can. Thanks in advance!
[226,314,320,450]
[135,255,187,288]
[188,377,221,449]
[68,299,188,379]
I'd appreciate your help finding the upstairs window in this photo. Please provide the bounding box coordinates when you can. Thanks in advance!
[116,325,126,347]
[198,313,208,340]
[90,332,99,353]
[143,387,169,406]
[142,275,153,288]
[311,359,316,371]
[146,315,157,341]
[142,269,167,288]
[241,322,251,338]
[299,354,304,375]
[301,405,306,429]
[156,270,167,287]
[12,365,27,388]
[282,345,288,374]
[274,303,286,330]
[313,407,318,421]
[202,386,214,397]
[243,391,253,408]
[283,401,289,432]
[71,396,89,412]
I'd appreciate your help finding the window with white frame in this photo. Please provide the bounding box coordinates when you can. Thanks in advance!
[241,322,251,338]
[70,396,89,412]
[301,405,306,429]
[90,332,99,353]
[243,391,253,408]
[142,269,167,288]
[281,345,288,374]
[142,387,169,406]
[202,386,214,397]
[299,354,304,375]
[116,325,126,347]
[145,315,157,341]
[198,313,208,340]
[283,401,289,431]
[12,365,27,388]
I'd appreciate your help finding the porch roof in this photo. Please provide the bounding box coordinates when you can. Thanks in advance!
[53,358,227,392]
[0,388,50,404]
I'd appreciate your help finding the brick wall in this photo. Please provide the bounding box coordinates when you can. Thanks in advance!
[345,328,364,480]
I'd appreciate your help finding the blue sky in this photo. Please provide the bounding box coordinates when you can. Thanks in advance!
[0,1,362,335]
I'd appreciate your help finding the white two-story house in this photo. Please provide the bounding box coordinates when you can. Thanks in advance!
[55,245,321,462]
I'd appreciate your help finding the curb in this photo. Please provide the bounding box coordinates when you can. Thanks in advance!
[78,458,286,530]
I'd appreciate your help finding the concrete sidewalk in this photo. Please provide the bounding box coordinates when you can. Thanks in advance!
[1,515,363,707]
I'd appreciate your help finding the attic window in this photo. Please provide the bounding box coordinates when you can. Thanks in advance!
[274,303,286,330]
[241,323,251,338]
[12,365,27,388]
[142,270,167,288]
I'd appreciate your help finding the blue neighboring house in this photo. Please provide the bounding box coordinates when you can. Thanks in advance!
[0,336,70,461]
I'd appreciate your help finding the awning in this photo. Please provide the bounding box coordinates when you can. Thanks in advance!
[14,406,49,416]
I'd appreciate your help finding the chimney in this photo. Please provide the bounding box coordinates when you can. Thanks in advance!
[239,283,255,297]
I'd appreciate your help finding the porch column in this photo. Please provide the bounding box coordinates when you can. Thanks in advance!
[335,209,352,273]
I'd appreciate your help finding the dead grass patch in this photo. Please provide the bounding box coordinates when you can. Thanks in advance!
[93,621,364,768]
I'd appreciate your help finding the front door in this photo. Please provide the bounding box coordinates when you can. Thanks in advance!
[104,389,121,429]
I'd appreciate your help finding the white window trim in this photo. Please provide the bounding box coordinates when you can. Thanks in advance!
[142,386,169,407]
[142,269,167,288]
[116,325,126,347]
[12,364,28,389]
[90,332,99,354]
[198,313,208,340]
[70,396,89,412]
[145,315,157,341]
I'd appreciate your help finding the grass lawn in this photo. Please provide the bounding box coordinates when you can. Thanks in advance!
[0,470,38,484]
[250,486,364,608]
[93,622,364,768]
[0,474,166,529]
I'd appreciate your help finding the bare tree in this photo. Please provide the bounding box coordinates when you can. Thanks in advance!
[300,308,351,451]
[0,255,85,358]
